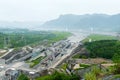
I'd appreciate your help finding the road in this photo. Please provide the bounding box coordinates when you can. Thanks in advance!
[1,31,118,80]
[49,32,89,68]
[68,32,89,42]
[49,43,79,68]
[0,31,89,78]
[32,32,89,70]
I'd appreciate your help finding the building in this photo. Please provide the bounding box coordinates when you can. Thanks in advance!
[5,68,19,80]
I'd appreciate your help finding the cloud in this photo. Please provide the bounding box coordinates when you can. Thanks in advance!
[0,0,120,21]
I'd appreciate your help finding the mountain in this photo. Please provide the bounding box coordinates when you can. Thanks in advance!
[42,14,120,31]
[0,21,43,30]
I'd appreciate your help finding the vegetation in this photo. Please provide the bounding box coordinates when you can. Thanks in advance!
[0,33,6,48]
[80,63,90,68]
[84,72,97,80]
[72,54,87,59]
[36,71,80,80]
[112,53,120,74]
[82,34,117,43]
[112,74,120,79]
[0,31,71,49]
[50,31,72,42]
[84,40,120,59]
[60,63,68,70]
[107,66,116,74]
[91,66,101,76]
[83,35,120,79]
[17,73,29,80]
[29,56,45,68]
[84,66,104,80]
[72,54,80,59]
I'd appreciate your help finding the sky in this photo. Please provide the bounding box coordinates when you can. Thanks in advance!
[0,0,120,22]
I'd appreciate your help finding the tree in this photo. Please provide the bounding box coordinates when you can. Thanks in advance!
[36,71,80,80]
[112,53,120,74]
[17,73,29,80]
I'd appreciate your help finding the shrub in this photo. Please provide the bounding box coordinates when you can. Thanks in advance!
[85,40,120,59]
[36,71,80,80]
[61,63,68,70]
[112,53,120,74]
[84,72,96,80]
[17,73,29,80]
[91,66,101,76]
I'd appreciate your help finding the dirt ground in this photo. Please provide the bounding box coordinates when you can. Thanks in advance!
[75,58,112,64]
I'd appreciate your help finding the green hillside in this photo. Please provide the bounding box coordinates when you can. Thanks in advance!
[0,31,71,49]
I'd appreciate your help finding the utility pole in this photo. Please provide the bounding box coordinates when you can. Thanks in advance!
[4,35,11,49]
[4,36,7,49]
[117,32,120,40]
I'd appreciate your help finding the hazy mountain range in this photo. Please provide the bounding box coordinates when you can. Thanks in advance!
[42,14,120,31]
[0,21,43,29]
[0,14,120,32]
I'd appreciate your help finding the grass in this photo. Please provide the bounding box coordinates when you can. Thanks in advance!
[84,72,97,80]
[60,63,68,70]
[74,67,84,71]
[0,31,72,49]
[74,63,91,71]
[29,56,45,68]
[112,74,120,79]
[91,66,101,76]
[82,34,117,43]
[72,54,81,59]
[72,54,87,59]
[80,63,91,68]
[84,66,105,80]
[36,71,80,80]
[48,31,72,44]
[17,73,29,80]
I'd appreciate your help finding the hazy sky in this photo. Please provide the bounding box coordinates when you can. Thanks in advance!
[0,0,120,22]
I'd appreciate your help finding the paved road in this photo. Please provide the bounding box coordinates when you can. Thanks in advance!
[0,31,89,76]
[68,32,89,43]
[49,32,88,68]
[49,43,79,68]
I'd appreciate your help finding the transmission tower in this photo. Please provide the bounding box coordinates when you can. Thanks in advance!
[4,36,10,49]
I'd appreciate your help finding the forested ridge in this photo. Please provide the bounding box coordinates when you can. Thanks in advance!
[85,40,120,59]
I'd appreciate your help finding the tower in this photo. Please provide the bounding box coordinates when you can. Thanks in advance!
[4,36,10,49]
